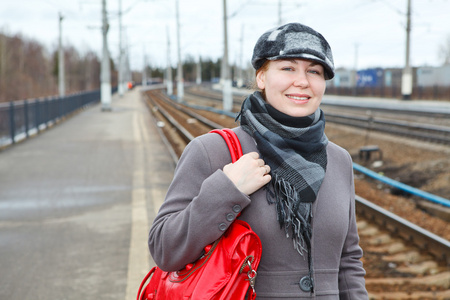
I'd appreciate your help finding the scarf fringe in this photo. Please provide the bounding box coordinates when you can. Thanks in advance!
[269,173,313,259]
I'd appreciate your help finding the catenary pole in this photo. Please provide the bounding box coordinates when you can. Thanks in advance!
[402,0,412,100]
[222,0,232,111]
[118,0,124,97]
[175,0,184,101]
[353,43,359,95]
[142,46,147,87]
[278,0,282,25]
[166,26,173,96]
[196,56,202,85]
[58,12,65,97]
[237,24,244,88]
[101,0,112,111]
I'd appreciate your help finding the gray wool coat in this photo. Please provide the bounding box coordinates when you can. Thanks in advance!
[148,127,368,299]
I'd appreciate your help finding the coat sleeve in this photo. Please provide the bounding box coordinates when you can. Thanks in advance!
[148,134,251,271]
[338,153,369,299]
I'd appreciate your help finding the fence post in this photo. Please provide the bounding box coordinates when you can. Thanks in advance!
[9,102,15,144]
[35,99,40,133]
[24,100,29,138]
[59,96,63,120]
[45,98,49,128]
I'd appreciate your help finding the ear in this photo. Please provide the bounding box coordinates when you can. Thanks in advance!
[256,71,265,90]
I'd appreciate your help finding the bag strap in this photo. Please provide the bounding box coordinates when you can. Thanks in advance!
[210,128,243,163]
[137,267,156,300]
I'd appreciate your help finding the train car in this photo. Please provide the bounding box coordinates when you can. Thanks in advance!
[356,68,384,87]
[331,68,355,88]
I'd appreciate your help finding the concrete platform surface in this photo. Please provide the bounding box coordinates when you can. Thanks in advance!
[0,87,174,300]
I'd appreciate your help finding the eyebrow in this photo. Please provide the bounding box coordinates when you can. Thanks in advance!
[284,59,320,67]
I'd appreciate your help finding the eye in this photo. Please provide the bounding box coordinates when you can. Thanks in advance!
[308,68,323,76]
[281,67,294,71]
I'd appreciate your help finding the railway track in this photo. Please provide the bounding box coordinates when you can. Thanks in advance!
[143,89,450,299]
[324,113,450,145]
[185,86,450,145]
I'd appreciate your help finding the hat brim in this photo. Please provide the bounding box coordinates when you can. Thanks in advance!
[266,54,335,80]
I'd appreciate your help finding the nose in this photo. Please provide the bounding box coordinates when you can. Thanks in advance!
[293,72,309,88]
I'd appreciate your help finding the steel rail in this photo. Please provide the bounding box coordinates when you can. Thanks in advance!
[355,195,450,265]
[325,113,450,144]
[321,99,450,117]
[146,92,195,142]
[156,92,224,129]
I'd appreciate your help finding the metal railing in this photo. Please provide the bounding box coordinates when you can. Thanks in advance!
[0,89,109,148]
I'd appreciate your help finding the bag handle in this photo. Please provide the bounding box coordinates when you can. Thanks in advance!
[210,128,243,163]
[137,267,156,300]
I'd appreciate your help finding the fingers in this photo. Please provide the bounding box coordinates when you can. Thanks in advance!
[258,159,265,167]
[248,152,259,159]
[243,152,264,165]
[224,151,272,195]
[242,152,270,173]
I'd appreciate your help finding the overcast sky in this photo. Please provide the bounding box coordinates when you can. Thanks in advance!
[1,0,449,71]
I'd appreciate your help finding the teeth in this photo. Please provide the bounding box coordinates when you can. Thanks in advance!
[288,95,309,100]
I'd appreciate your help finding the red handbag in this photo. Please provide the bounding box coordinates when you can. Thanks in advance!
[137,128,262,300]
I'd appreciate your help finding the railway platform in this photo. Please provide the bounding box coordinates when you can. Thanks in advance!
[0,87,174,300]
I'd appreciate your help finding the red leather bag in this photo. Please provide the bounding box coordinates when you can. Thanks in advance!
[137,128,262,300]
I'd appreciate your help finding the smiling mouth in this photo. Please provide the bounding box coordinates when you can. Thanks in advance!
[286,94,310,101]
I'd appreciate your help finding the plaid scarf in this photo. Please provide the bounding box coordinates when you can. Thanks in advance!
[237,92,328,290]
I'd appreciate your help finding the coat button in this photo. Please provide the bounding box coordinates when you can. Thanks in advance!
[232,204,242,213]
[218,223,227,231]
[299,276,313,292]
[226,213,235,222]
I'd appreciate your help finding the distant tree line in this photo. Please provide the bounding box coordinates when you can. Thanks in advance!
[0,31,118,103]
[0,30,230,103]
[139,55,228,86]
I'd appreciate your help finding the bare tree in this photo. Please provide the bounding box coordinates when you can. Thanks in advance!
[0,29,103,103]
[438,34,450,65]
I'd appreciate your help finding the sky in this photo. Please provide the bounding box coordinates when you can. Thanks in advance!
[1,0,450,72]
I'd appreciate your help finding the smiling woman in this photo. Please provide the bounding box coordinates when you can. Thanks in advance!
[148,22,369,299]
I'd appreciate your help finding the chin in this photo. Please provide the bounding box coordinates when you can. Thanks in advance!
[289,108,316,117]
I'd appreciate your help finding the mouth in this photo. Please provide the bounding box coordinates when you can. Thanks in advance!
[286,94,311,102]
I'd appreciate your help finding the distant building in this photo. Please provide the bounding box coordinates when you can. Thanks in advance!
[332,68,354,88]
[417,65,450,87]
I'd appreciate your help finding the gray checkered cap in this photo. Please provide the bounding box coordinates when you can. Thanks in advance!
[251,23,335,80]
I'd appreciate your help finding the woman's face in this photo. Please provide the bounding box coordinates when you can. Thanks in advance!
[256,59,326,117]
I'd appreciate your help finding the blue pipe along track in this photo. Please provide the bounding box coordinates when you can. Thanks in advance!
[353,163,450,208]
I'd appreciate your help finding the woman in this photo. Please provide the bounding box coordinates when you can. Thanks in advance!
[149,23,368,299]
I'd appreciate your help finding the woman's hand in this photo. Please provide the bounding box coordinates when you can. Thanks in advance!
[223,152,271,195]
